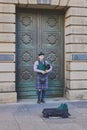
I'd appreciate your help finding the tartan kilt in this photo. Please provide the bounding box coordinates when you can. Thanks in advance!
[36,74,48,90]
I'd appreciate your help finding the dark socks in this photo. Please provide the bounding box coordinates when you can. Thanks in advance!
[37,90,46,104]
[41,90,46,103]
[37,90,41,103]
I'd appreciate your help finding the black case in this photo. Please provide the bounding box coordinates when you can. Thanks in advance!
[42,108,70,118]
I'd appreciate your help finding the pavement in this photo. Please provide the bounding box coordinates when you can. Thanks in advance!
[0,98,87,130]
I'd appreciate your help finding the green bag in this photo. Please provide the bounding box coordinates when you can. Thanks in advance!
[57,103,68,110]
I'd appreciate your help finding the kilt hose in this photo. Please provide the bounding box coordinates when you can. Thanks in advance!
[36,74,48,103]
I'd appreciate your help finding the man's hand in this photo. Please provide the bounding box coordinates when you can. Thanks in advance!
[40,70,46,74]
[45,70,49,73]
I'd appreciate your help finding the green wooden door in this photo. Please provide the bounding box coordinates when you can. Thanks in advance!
[16,9,64,99]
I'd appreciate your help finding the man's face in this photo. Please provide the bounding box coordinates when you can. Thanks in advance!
[39,55,44,61]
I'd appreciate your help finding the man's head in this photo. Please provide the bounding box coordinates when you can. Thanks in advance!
[38,52,45,61]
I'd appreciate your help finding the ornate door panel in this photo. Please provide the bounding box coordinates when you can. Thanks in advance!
[16,10,37,99]
[16,9,64,99]
[41,11,64,97]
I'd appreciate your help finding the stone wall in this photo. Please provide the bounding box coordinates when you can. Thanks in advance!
[0,2,17,103]
[65,0,87,99]
[0,0,87,102]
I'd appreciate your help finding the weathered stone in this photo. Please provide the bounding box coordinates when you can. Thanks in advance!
[66,26,87,35]
[66,89,87,100]
[66,44,87,53]
[66,62,87,71]
[28,0,37,4]
[18,0,28,4]
[0,0,18,3]
[59,0,68,6]
[65,70,70,79]
[0,82,15,92]
[0,24,15,33]
[0,14,15,23]
[66,53,72,61]
[65,35,87,44]
[0,63,15,71]
[66,80,87,89]
[68,0,86,7]
[0,73,15,82]
[51,0,59,5]
[66,7,87,17]
[0,92,17,103]
[0,34,15,42]
[66,71,87,80]
[0,4,15,13]
[65,17,87,26]
[0,44,15,52]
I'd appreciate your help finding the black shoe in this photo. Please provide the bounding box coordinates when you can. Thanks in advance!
[41,99,45,103]
[37,100,41,104]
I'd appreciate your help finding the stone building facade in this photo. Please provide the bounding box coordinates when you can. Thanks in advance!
[0,0,87,103]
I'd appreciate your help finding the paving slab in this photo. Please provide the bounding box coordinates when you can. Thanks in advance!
[0,100,87,130]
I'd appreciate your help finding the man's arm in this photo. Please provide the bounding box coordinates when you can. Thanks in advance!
[33,61,46,74]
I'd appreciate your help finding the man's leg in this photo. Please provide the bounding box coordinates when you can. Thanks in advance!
[37,90,41,104]
[41,89,46,103]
